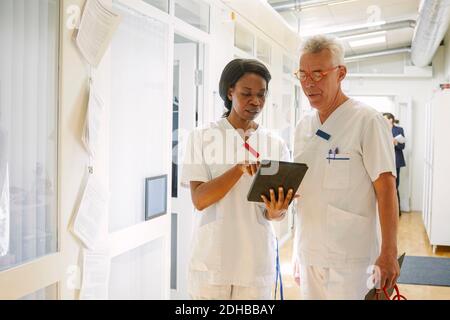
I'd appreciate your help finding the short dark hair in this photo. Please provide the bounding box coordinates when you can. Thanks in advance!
[219,59,271,117]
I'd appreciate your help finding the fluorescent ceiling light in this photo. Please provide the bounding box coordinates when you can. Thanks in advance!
[349,36,386,47]
[340,30,387,41]
[290,0,360,11]
[301,20,387,37]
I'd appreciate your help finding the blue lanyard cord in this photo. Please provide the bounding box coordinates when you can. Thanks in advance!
[274,239,284,300]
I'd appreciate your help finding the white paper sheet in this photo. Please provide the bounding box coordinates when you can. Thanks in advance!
[82,83,104,158]
[79,246,110,300]
[394,134,406,144]
[76,0,121,67]
[72,174,109,250]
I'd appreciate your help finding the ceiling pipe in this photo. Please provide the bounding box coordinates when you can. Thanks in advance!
[344,47,411,62]
[328,19,415,39]
[271,0,357,12]
[411,0,450,67]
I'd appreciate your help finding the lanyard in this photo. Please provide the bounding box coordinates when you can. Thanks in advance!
[274,238,284,300]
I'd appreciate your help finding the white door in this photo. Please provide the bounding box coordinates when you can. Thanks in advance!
[395,96,413,212]
[107,0,172,300]
[171,38,203,299]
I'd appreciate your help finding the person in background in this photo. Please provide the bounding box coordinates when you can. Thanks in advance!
[383,113,406,217]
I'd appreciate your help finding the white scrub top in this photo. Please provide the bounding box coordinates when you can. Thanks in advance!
[293,98,396,268]
[181,118,290,287]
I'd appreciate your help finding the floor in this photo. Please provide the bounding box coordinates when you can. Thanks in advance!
[279,211,450,300]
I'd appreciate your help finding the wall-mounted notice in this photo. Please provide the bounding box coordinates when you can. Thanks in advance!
[76,0,121,67]
[72,174,109,250]
[79,246,110,300]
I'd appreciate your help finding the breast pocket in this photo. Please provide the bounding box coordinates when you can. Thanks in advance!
[323,154,350,189]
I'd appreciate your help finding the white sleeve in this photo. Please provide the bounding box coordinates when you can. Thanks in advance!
[180,129,210,188]
[362,113,397,182]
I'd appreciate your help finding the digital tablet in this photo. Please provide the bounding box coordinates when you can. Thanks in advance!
[247,160,309,203]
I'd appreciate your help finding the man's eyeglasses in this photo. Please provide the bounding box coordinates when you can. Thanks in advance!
[294,66,341,82]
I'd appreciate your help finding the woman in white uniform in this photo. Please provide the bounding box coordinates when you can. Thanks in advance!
[181,59,293,300]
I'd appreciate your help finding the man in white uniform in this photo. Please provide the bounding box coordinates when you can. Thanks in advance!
[292,35,400,299]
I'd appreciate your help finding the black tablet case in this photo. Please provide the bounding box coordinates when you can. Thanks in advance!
[247,160,309,203]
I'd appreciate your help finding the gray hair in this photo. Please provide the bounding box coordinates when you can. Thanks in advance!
[299,35,345,66]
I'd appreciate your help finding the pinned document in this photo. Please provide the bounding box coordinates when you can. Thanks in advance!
[79,246,110,300]
[82,82,104,158]
[76,0,121,67]
[72,173,109,250]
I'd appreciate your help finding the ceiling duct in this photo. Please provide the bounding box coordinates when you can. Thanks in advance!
[344,47,411,63]
[328,20,415,39]
[411,0,450,67]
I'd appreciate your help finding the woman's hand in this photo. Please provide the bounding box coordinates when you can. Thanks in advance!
[236,161,260,176]
[260,187,298,220]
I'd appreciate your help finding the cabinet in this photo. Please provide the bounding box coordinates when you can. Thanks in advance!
[422,89,450,252]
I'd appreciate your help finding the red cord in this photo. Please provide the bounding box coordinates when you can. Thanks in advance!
[376,284,407,300]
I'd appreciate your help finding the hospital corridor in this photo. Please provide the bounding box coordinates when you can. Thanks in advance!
[1,0,450,305]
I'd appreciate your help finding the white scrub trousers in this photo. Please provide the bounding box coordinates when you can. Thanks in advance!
[190,284,273,300]
[189,271,273,300]
[300,265,370,300]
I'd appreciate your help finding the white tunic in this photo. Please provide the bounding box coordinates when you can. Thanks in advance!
[293,98,396,268]
[181,118,290,287]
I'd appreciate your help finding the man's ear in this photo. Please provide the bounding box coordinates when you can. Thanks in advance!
[338,65,347,81]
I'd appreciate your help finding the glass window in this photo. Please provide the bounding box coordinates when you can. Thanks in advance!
[109,237,164,299]
[235,24,254,56]
[19,283,58,300]
[142,0,169,12]
[294,85,302,123]
[283,54,295,74]
[257,38,271,65]
[175,0,210,33]
[109,1,170,232]
[172,62,180,198]
[172,34,204,198]
[280,80,293,148]
[0,0,59,272]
